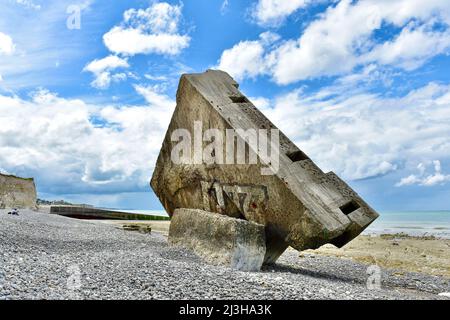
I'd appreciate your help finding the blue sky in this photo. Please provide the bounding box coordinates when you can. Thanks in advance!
[1,0,450,211]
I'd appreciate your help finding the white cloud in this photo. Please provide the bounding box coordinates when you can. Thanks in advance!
[103,2,190,56]
[14,0,41,10]
[90,72,112,89]
[133,84,175,109]
[362,24,450,71]
[144,74,168,81]
[0,32,15,55]
[222,0,450,84]
[0,31,14,84]
[271,0,450,84]
[216,40,266,81]
[269,0,384,84]
[396,161,450,187]
[83,55,129,89]
[249,96,271,109]
[84,55,129,74]
[252,0,311,26]
[220,0,229,15]
[0,87,175,194]
[216,32,280,80]
[104,28,190,56]
[257,82,450,181]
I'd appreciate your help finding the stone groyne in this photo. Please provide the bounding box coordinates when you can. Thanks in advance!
[50,206,170,221]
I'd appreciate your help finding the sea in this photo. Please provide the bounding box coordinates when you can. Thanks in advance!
[113,209,450,239]
[363,211,450,239]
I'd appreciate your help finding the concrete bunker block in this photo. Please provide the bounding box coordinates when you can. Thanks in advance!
[151,69,379,264]
[169,208,266,271]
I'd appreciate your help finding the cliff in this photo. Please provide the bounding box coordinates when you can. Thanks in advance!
[0,173,37,209]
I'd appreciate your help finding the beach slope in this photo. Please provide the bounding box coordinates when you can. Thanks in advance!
[0,209,448,300]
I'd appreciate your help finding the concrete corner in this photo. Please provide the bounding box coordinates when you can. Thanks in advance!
[169,208,266,271]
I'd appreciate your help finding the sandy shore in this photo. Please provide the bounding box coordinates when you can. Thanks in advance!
[304,234,450,278]
[92,219,170,234]
[97,220,450,278]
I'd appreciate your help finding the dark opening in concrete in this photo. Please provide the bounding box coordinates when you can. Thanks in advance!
[286,150,310,162]
[229,95,249,103]
[340,200,360,215]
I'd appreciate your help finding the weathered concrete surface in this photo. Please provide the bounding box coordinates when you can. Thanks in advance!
[151,69,379,263]
[169,208,266,271]
[0,173,37,209]
[50,206,169,221]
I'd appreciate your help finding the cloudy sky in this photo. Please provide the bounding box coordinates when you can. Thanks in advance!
[1,0,450,211]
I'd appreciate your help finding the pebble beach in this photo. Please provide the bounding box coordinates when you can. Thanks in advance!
[1,209,449,300]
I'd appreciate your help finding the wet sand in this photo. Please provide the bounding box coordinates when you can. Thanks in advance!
[91,219,170,234]
[305,234,450,278]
